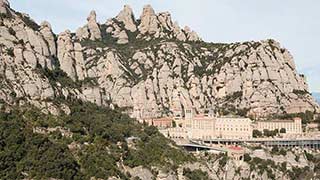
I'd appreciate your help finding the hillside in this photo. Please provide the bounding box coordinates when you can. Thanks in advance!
[0,1,320,179]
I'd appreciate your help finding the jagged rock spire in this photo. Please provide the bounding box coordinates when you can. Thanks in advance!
[87,10,102,40]
[184,26,201,41]
[173,21,186,41]
[40,21,57,56]
[116,5,137,32]
[138,4,159,35]
[157,12,173,30]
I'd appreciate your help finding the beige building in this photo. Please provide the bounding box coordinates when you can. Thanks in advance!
[215,117,252,139]
[185,115,216,139]
[254,117,302,134]
[183,115,253,140]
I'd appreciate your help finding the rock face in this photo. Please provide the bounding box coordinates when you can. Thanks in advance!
[0,2,88,114]
[0,0,9,14]
[0,3,318,117]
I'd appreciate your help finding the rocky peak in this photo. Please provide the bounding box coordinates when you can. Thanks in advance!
[40,21,57,56]
[157,11,173,30]
[184,26,201,41]
[138,4,159,35]
[115,5,137,32]
[0,0,9,14]
[86,10,102,40]
[87,10,97,23]
[0,4,318,118]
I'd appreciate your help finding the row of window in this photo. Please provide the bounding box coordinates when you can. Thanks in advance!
[216,128,250,131]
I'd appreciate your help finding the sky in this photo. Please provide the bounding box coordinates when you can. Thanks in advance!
[10,0,320,92]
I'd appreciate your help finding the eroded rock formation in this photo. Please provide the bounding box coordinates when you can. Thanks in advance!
[0,2,318,117]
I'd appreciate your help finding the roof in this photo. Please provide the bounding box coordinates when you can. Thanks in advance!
[228,146,243,151]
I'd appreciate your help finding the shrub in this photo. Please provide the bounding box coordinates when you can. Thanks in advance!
[8,27,16,36]
[183,168,209,180]
[280,128,286,133]
[243,153,251,162]
[305,151,314,162]
[272,146,279,153]
[253,130,263,138]
[6,47,14,57]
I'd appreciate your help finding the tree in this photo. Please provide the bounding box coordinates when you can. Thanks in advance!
[243,153,251,162]
[271,146,279,154]
[253,130,263,138]
[280,128,286,134]
[183,168,209,180]
[172,120,177,128]
[279,148,287,156]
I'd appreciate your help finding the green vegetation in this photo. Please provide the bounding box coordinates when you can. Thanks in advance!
[183,168,209,180]
[280,128,286,133]
[0,101,193,179]
[15,12,40,31]
[0,108,81,179]
[253,129,281,138]
[246,156,279,179]
[274,110,314,124]
[252,129,263,138]
[293,89,310,96]
[243,153,252,162]
[0,12,11,19]
[5,47,14,57]
[263,129,278,137]
[8,27,16,36]
[35,64,98,89]
[271,146,287,156]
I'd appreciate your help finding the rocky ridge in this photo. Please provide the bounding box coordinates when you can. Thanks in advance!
[0,1,318,117]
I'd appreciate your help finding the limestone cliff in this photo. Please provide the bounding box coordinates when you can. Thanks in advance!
[0,2,318,117]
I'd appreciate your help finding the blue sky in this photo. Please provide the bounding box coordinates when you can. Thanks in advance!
[10,0,320,92]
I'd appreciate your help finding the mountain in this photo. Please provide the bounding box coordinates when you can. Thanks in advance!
[312,92,320,104]
[0,2,318,118]
[1,1,320,179]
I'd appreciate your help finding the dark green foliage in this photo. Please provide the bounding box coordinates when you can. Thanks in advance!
[0,110,81,179]
[280,128,286,133]
[252,130,263,138]
[15,12,40,31]
[5,47,14,57]
[263,129,278,137]
[79,144,125,179]
[293,89,309,95]
[288,166,312,180]
[243,153,251,162]
[225,91,243,101]
[271,146,287,156]
[172,120,177,127]
[218,154,228,167]
[123,126,193,169]
[280,162,287,172]
[40,67,77,88]
[305,151,314,162]
[271,146,279,154]
[0,12,12,19]
[8,27,16,36]
[279,149,287,156]
[183,168,209,180]
[0,101,193,179]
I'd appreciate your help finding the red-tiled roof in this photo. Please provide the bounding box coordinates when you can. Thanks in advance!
[228,146,243,151]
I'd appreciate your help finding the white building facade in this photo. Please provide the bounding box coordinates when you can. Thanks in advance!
[254,118,302,134]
